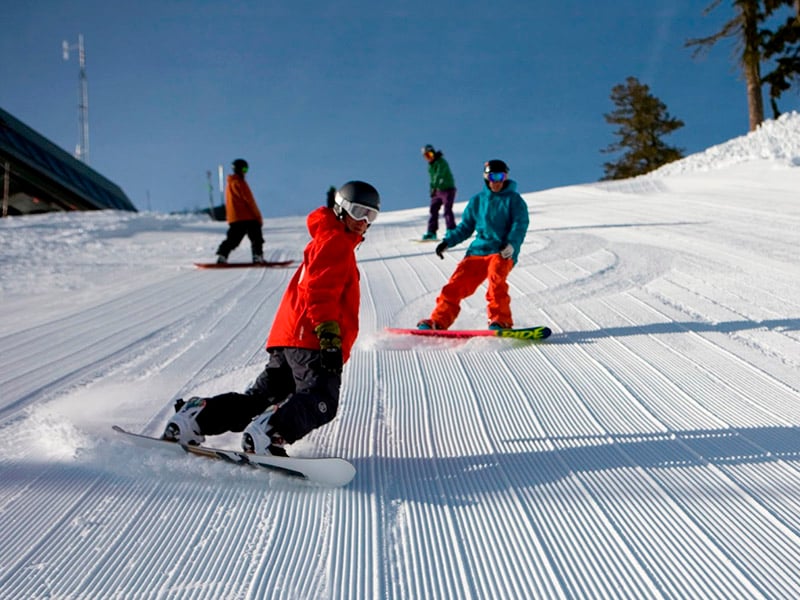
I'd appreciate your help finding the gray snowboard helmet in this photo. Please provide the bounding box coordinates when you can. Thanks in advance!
[334,181,381,224]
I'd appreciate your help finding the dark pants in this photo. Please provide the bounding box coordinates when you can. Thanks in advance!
[428,188,457,234]
[194,347,341,444]
[216,220,264,258]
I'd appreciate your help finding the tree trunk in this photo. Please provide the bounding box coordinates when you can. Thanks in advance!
[740,0,765,130]
[744,60,764,130]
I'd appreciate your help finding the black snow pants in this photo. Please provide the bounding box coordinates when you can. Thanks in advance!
[216,220,264,258]
[194,347,341,444]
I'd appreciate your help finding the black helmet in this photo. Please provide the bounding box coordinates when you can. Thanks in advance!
[334,180,381,224]
[232,158,248,173]
[421,144,435,155]
[483,159,509,177]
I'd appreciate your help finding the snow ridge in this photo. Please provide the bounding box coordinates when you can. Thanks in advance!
[652,111,800,176]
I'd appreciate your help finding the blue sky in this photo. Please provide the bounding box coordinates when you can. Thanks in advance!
[2,1,798,218]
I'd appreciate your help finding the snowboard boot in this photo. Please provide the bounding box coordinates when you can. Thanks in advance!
[162,397,206,445]
[488,322,511,331]
[242,405,288,457]
[216,254,227,264]
[252,254,266,264]
[421,232,437,241]
[417,319,443,330]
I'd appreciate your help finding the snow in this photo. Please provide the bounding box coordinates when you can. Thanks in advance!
[2,113,800,599]
[651,110,800,175]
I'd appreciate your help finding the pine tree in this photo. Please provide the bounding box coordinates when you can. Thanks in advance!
[761,0,800,117]
[687,2,800,125]
[687,1,765,131]
[601,77,685,181]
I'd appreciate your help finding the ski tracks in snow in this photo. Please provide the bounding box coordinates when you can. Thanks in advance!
[2,169,800,599]
[353,186,800,598]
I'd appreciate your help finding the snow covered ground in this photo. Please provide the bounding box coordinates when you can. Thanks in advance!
[2,114,800,599]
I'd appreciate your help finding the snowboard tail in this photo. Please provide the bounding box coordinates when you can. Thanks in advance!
[112,425,355,486]
[386,326,551,341]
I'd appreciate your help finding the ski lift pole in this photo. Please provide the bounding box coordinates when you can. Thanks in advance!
[218,164,224,207]
[206,170,215,220]
[62,34,89,163]
[2,161,9,218]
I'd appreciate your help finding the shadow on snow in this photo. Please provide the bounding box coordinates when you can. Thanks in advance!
[550,318,800,343]
[350,424,800,504]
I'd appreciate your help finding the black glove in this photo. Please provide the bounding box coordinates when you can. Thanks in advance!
[435,241,448,259]
[430,189,437,198]
[314,321,343,373]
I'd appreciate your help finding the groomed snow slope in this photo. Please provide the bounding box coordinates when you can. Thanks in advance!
[1,115,800,599]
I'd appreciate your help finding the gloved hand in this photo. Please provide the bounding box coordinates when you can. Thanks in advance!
[314,321,343,373]
[500,244,514,259]
[435,241,448,259]
[430,189,438,198]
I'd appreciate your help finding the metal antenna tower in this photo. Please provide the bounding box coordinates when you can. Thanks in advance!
[62,34,89,163]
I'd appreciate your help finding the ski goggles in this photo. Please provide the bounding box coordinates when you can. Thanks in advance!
[485,171,507,183]
[340,198,379,224]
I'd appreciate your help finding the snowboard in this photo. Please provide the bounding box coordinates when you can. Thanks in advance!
[386,325,552,341]
[112,425,356,487]
[194,260,294,269]
[411,238,439,243]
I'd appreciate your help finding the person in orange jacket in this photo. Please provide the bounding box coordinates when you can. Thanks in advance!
[163,181,381,456]
[216,158,265,264]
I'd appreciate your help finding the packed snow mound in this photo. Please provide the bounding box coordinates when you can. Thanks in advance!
[651,110,800,176]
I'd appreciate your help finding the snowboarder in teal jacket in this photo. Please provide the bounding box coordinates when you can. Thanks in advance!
[418,159,529,330]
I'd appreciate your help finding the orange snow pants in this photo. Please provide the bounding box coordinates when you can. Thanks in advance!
[429,254,514,329]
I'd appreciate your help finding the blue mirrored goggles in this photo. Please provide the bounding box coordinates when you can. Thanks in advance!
[340,199,379,224]
[486,171,507,183]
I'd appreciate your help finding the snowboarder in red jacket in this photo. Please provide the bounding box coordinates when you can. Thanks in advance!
[163,181,380,456]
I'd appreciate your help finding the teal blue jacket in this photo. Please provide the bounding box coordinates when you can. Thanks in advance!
[443,180,529,264]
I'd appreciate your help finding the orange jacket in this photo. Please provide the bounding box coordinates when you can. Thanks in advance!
[266,207,363,362]
[225,174,262,223]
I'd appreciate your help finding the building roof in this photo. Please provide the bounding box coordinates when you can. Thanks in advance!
[0,106,136,213]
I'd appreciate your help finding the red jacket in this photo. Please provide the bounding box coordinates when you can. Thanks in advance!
[266,207,363,362]
[225,174,262,224]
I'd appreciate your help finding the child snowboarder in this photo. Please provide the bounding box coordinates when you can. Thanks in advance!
[421,144,457,240]
[418,159,528,330]
[164,181,381,456]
